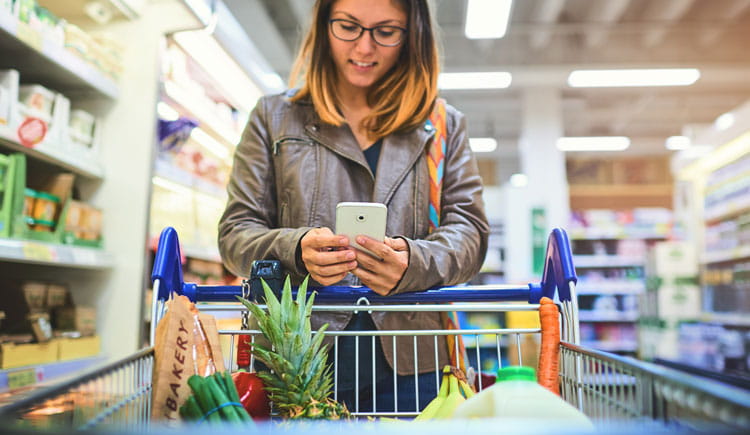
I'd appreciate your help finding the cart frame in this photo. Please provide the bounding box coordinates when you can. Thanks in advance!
[1,227,748,431]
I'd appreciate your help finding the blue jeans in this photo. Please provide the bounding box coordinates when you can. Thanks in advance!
[332,312,439,413]
[335,370,439,413]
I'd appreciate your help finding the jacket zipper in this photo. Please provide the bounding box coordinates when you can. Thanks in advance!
[272,137,309,155]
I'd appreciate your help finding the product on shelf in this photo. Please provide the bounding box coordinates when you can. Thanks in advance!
[18,84,56,122]
[69,109,95,145]
[53,306,96,336]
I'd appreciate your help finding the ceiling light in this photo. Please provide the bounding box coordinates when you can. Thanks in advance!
[465,0,513,39]
[714,112,735,131]
[191,128,230,160]
[509,173,528,187]
[556,136,631,152]
[157,102,180,121]
[438,72,512,90]
[469,137,497,152]
[567,68,700,87]
[666,136,691,150]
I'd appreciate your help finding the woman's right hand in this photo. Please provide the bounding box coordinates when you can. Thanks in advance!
[300,227,357,285]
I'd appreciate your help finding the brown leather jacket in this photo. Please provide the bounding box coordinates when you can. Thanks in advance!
[218,92,489,375]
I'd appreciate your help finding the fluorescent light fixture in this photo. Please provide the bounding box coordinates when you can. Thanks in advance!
[568,68,700,87]
[157,102,179,121]
[469,137,497,152]
[714,112,735,131]
[152,176,193,196]
[509,173,528,188]
[438,72,512,90]
[182,0,213,26]
[556,136,631,152]
[191,128,230,160]
[173,30,263,113]
[666,136,691,150]
[465,0,513,39]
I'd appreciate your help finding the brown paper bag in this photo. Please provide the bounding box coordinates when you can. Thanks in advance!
[151,295,225,421]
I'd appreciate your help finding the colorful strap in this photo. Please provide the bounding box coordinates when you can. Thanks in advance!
[426,98,447,233]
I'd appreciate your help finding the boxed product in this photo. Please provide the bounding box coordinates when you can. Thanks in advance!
[0,340,59,369]
[57,335,100,360]
[647,241,698,279]
[69,109,95,145]
[54,306,96,336]
[0,70,19,126]
[18,84,56,121]
[46,284,69,308]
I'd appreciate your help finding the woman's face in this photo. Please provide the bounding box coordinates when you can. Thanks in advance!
[328,0,407,96]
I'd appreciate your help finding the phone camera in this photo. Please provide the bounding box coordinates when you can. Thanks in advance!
[357,215,366,222]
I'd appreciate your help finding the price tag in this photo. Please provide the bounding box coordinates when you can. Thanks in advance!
[22,242,54,261]
[15,22,43,52]
[7,368,37,390]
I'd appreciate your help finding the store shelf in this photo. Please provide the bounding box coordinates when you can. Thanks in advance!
[699,312,750,327]
[582,340,638,352]
[704,196,750,224]
[37,0,143,21]
[153,158,226,200]
[0,8,118,99]
[162,81,240,147]
[0,126,104,180]
[573,255,645,268]
[182,244,221,263]
[579,311,639,322]
[569,184,673,197]
[0,237,114,269]
[576,281,645,295]
[0,355,106,393]
[569,227,669,241]
[702,245,750,264]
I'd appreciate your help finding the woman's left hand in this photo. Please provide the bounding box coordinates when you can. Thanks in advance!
[351,236,409,295]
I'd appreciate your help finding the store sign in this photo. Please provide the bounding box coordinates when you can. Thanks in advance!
[17,117,47,148]
[532,207,546,276]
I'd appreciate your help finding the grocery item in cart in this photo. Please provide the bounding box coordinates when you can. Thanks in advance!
[238,276,350,420]
[453,366,593,429]
[151,295,225,422]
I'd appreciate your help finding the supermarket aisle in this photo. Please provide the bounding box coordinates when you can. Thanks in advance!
[0,0,749,430]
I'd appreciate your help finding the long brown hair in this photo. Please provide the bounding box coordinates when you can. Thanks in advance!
[288,0,440,139]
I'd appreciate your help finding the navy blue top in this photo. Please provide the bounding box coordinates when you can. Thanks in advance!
[363,140,382,176]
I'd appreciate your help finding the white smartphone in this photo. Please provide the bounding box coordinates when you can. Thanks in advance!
[335,202,387,259]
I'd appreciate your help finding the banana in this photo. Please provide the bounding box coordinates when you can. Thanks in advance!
[415,369,450,420]
[458,378,476,399]
[433,372,465,419]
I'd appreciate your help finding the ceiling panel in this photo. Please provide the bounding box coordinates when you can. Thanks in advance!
[226,0,750,182]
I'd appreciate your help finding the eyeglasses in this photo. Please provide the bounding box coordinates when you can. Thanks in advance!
[329,19,407,47]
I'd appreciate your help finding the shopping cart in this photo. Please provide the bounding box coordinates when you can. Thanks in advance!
[1,227,748,432]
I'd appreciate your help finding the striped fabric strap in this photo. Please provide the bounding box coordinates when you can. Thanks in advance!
[426,98,447,233]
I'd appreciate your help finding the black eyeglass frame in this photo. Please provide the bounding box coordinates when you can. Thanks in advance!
[328,19,408,47]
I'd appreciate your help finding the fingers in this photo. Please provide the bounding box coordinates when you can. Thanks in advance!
[384,237,408,252]
[300,227,356,285]
[352,236,409,295]
[301,227,348,251]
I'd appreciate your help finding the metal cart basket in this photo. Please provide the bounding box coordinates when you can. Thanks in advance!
[1,228,748,432]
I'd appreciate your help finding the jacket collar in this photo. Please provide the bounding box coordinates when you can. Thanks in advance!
[304,111,435,204]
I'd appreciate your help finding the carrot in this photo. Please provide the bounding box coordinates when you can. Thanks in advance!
[537,297,560,395]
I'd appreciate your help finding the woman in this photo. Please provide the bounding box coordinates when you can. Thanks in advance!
[219,0,489,413]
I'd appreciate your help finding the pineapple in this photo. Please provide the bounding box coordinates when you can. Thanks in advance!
[238,276,350,420]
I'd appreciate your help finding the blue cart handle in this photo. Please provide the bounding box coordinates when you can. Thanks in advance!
[150,227,185,302]
[151,227,577,303]
[540,228,578,302]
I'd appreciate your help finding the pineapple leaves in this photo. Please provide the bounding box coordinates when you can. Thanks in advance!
[235,273,349,419]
